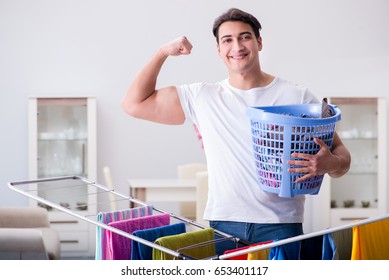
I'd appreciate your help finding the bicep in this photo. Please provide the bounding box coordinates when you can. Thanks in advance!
[134,86,185,125]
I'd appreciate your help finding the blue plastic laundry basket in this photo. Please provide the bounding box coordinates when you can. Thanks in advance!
[247,103,341,197]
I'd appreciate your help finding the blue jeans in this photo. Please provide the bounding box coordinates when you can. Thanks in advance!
[209,221,303,257]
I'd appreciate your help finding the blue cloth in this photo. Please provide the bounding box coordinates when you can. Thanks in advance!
[270,233,337,260]
[269,240,301,260]
[322,233,337,260]
[131,222,186,260]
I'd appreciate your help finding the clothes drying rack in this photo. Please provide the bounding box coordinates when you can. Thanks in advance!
[7,175,389,260]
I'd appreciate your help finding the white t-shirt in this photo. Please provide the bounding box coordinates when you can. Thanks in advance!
[176,77,319,223]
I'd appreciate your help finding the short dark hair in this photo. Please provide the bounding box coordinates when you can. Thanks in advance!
[212,8,262,43]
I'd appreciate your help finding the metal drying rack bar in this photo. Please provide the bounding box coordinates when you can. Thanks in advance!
[7,176,246,260]
[8,176,389,260]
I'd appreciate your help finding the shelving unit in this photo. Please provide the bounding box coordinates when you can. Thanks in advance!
[315,97,387,229]
[28,97,97,258]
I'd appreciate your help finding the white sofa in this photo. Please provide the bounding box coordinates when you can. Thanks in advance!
[0,207,61,260]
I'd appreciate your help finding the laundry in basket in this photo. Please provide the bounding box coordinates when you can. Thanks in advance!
[247,102,341,197]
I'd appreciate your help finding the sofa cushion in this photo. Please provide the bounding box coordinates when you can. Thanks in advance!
[0,207,50,228]
[0,228,48,260]
[0,207,60,260]
[40,227,61,260]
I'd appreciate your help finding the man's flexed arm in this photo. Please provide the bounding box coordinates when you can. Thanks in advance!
[121,36,193,124]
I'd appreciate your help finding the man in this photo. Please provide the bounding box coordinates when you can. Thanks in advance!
[122,8,350,248]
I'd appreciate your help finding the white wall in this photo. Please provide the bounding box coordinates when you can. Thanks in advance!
[1,0,388,229]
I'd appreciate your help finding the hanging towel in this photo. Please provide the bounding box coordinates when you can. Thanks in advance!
[223,240,273,260]
[107,213,170,260]
[153,228,215,260]
[300,235,323,260]
[322,233,337,260]
[95,205,153,260]
[299,233,337,260]
[131,222,187,260]
[332,228,352,260]
[269,240,301,260]
[247,248,270,260]
[351,218,389,260]
[223,246,249,260]
[247,241,271,260]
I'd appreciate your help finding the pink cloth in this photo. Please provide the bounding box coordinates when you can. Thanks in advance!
[96,206,153,260]
[106,213,170,260]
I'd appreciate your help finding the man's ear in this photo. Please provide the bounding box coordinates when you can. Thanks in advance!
[257,36,263,51]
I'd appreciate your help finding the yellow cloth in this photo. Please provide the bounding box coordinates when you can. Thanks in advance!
[247,248,270,260]
[351,218,389,260]
[152,228,215,260]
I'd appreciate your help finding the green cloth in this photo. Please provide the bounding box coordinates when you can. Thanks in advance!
[332,227,352,260]
[152,228,216,260]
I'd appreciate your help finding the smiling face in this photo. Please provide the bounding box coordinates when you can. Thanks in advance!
[217,21,262,76]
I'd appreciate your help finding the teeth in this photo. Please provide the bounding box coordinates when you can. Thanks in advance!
[230,56,244,59]
[230,54,246,59]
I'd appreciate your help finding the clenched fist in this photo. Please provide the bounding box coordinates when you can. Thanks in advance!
[159,36,193,57]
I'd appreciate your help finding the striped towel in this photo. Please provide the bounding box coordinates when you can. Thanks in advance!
[107,213,170,260]
[95,205,153,260]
